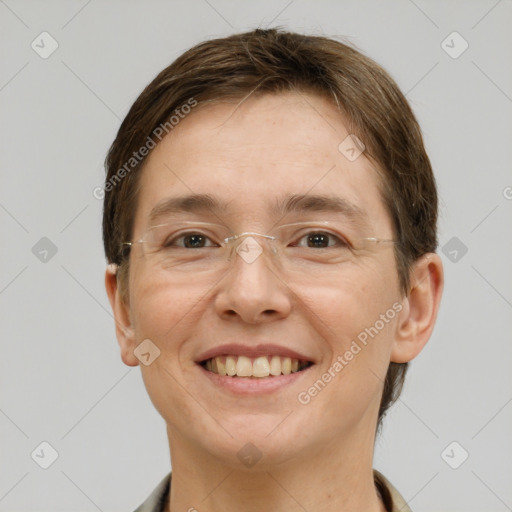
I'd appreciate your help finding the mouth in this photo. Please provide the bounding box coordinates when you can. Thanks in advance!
[199,355,314,378]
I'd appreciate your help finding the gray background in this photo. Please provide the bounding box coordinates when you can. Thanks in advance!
[1,0,511,510]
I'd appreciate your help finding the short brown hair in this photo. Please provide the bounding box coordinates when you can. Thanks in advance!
[103,28,438,429]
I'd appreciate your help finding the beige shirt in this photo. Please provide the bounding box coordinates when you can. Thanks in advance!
[134,470,412,512]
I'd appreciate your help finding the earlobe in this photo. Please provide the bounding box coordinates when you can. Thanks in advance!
[391,253,444,363]
[105,264,140,367]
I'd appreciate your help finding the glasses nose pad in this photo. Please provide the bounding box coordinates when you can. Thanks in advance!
[225,233,279,265]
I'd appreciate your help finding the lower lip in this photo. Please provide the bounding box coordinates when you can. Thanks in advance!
[197,363,314,395]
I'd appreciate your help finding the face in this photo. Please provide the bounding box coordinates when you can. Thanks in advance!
[113,92,411,467]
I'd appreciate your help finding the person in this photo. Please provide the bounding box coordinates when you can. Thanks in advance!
[103,28,444,512]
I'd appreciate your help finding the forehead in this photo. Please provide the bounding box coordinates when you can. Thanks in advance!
[133,91,392,233]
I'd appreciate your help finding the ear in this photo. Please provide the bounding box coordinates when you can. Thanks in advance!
[391,253,444,363]
[105,264,139,367]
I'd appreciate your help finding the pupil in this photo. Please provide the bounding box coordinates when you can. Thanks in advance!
[184,235,205,248]
[308,233,328,248]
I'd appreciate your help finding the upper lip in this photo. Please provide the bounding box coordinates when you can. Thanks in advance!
[195,343,315,363]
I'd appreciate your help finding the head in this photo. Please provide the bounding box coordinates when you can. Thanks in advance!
[104,28,443,464]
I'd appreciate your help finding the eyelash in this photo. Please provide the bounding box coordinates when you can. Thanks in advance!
[293,231,350,248]
[165,230,350,249]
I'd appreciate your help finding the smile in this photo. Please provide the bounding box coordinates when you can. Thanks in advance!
[200,355,313,378]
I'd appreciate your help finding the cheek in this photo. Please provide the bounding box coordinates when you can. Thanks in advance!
[299,288,398,433]
[128,267,208,424]
[298,259,399,393]
[128,262,207,342]
[301,258,397,329]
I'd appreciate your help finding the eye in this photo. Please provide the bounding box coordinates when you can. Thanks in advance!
[164,232,218,249]
[294,231,349,249]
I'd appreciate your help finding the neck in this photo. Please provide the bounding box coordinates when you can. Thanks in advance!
[165,424,386,512]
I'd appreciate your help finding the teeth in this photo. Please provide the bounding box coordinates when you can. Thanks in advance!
[225,355,236,376]
[236,355,252,377]
[281,357,292,375]
[269,355,281,376]
[216,357,227,376]
[252,356,270,377]
[204,355,310,378]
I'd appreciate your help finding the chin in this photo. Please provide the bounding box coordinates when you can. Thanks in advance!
[200,414,313,468]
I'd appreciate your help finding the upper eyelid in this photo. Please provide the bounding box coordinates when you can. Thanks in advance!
[151,222,343,232]
[143,222,231,242]
[155,223,348,246]
[148,220,342,232]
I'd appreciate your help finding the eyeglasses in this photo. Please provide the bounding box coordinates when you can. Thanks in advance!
[121,220,397,277]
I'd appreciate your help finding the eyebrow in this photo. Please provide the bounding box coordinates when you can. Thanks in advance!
[274,193,368,221]
[148,193,369,225]
[149,194,226,223]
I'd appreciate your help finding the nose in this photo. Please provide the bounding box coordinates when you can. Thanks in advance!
[213,235,292,324]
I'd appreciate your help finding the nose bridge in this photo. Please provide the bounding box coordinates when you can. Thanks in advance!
[225,231,278,265]
[215,231,290,323]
